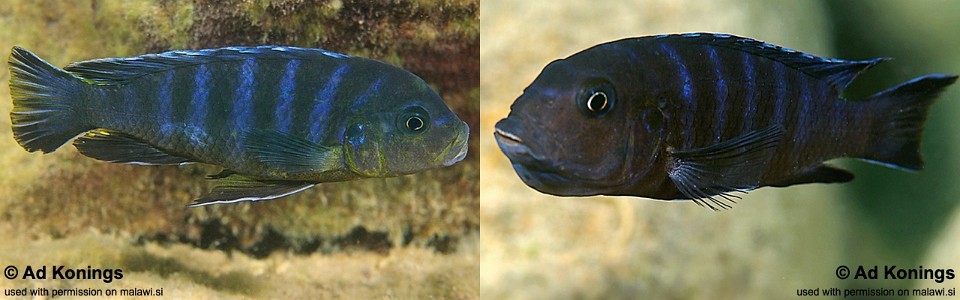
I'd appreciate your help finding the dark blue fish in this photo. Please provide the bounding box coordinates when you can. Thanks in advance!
[9,46,469,206]
[494,33,957,210]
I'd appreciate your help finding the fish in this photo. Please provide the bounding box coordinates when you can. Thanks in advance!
[8,46,469,206]
[494,32,957,210]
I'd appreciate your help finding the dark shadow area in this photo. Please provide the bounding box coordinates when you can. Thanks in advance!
[137,220,461,258]
[121,249,260,295]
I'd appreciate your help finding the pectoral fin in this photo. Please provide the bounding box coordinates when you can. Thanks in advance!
[189,172,315,207]
[668,126,784,210]
[245,129,341,174]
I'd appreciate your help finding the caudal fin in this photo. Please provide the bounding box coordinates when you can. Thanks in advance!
[863,74,958,171]
[8,47,92,153]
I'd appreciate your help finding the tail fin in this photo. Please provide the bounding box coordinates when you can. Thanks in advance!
[8,46,92,153]
[863,74,958,171]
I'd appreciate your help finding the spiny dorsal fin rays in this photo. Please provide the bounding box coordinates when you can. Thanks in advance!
[63,46,351,85]
[646,32,888,93]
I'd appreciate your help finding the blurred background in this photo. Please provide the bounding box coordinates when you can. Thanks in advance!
[480,0,960,299]
[0,0,478,298]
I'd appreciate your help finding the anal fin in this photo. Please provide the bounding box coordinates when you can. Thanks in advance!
[189,172,315,207]
[768,164,854,187]
[668,126,784,210]
[73,129,192,165]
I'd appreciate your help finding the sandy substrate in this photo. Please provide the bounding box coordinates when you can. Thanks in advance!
[0,226,478,299]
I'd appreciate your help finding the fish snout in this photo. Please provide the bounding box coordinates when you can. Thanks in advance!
[440,121,470,166]
[494,118,533,159]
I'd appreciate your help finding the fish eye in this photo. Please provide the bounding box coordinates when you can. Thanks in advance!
[578,78,616,117]
[586,91,609,113]
[398,106,430,134]
[406,116,424,131]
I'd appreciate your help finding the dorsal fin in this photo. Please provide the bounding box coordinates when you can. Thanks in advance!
[63,46,351,85]
[647,32,888,92]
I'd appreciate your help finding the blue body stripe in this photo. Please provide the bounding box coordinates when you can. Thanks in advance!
[232,58,257,135]
[308,63,349,142]
[275,59,301,133]
[797,75,812,135]
[660,43,694,103]
[158,72,174,136]
[351,78,383,111]
[660,42,695,148]
[189,65,211,127]
[742,52,756,131]
[773,61,788,124]
[706,46,726,142]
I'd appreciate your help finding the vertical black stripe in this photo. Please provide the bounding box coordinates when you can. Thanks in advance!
[251,59,284,130]
[289,60,326,137]
[791,74,812,163]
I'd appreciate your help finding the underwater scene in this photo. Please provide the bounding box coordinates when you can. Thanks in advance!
[481,0,960,299]
[1,0,478,299]
[1,0,960,299]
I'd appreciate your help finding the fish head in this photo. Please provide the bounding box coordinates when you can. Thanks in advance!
[343,74,469,177]
[495,56,659,196]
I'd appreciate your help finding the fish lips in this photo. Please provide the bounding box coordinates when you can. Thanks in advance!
[439,121,470,166]
[494,118,602,196]
[493,118,539,165]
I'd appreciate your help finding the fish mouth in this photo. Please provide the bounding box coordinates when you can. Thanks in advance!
[494,117,616,196]
[439,122,470,167]
[494,126,523,145]
[493,118,537,163]
[495,119,568,187]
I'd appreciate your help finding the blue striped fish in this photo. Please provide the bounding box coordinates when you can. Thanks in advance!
[8,46,469,206]
[494,33,957,210]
